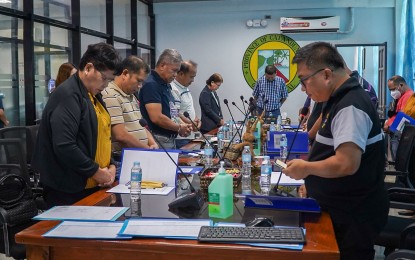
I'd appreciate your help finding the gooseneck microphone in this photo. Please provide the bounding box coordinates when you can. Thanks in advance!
[139,119,204,209]
[231,101,246,116]
[223,99,242,140]
[240,95,247,114]
[183,112,225,162]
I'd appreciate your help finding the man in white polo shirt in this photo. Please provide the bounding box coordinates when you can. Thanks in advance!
[171,60,201,148]
[102,56,158,152]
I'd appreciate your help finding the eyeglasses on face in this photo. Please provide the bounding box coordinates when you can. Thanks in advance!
[300,68,325,88]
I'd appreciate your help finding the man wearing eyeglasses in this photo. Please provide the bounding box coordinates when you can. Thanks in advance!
[33,42,121,208]
[284,42,389,260]
[252,65,288,117]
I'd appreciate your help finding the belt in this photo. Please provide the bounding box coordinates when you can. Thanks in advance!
[153,132,177,139]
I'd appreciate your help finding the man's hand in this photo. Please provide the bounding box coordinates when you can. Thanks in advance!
[219,119,224,126]
[179,123,192,137]
[298,184,307,198]
[149,143,159,149]
[193,117,202,131]
[282,159,310,180]
[383,122,390,133]
[92,167,115,187]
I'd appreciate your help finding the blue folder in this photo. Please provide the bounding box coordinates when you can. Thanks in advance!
[244,195,321,213]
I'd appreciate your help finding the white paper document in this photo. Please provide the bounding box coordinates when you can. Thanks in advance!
[43,221,132,239]
[108,149,180,195]
[33,206,129,221]
[119,219,212,239]
[271,172,304,186]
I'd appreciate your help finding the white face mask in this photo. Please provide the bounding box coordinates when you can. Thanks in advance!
[391,89,401,100]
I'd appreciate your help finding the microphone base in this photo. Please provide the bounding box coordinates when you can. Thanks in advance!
[168,189,204,210]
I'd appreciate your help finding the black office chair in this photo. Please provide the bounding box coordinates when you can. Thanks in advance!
[375,187,415,256]
[0,164,38,259]
[385,125,415,189]
[386,249,415,260]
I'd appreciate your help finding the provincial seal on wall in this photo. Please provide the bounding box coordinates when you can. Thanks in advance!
[242,34,300,92]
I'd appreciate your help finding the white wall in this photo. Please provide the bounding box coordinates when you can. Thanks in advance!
[153,0,396,123]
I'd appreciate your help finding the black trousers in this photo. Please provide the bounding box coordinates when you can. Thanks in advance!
[331,213,387,260]
[43,185,100,209]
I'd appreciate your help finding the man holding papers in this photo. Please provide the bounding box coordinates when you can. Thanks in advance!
[286,42,389,260]
[33,43,120,208]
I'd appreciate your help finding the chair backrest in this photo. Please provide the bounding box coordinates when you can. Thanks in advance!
[0,126,35,164]
[386,249,415,260]
[395,125,415,173]
[0,138,29,183]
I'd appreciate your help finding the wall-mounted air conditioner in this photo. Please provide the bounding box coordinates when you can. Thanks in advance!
[280,16,340,33]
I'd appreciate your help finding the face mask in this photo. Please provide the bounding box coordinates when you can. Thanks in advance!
[391,89,401,100]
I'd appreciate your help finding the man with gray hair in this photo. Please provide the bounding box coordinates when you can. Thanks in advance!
[171,60,201,148]
[139,49,192,149]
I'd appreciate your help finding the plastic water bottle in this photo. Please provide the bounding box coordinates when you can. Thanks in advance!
[204,142,213,168]
[241,146,252,194]
[260,156,272,195]
[217,127,224,151]
[280,134,288,160]
[269,122,276,132]
[130,161,142,200]
[276,115,282,131]
[208,161,233,218]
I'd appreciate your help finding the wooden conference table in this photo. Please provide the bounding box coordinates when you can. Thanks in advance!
[16,190,339,259]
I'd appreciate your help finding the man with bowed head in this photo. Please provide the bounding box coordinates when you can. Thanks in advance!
[139,49,192,149]
[33,42,120,208]
[284,42,389,260]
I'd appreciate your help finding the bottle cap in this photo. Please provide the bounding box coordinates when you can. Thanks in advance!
[134,161,140,165]
[244,145,250,149]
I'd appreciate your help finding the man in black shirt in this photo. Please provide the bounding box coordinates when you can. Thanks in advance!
[284,42,389,260]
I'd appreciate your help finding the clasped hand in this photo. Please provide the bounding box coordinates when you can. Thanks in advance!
[92,165,116,187]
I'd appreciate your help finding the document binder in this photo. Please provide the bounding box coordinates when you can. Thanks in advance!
[244,195,321,213]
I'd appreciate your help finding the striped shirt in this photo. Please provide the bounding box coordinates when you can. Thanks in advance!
[102,82,148,151]
[252,75,288,111]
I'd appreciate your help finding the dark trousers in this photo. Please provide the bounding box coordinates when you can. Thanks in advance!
[331,214,387,260]
[43,185,100,209]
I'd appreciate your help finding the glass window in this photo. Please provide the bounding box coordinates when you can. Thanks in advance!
[113,0,131,39]
[0,14,23,39]
[0,0,23,11]
[114,41,131,59]
[81,34,106,55]
[34,45,73,121]
[33,23,70,47]
[34,0,71,23]
[81,0,106,33]
[0,41,25,126]
[137,1,151,45]
[138,48,152,68]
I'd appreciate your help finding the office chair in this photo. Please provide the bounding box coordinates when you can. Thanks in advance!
[0,164,38,259]
[386,249,415,260]
[375,187,415,256]
[385,125,415,189]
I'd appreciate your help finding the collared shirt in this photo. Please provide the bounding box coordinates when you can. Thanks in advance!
[85,92,111,189]
[139,70,179,137]
[307,77,388,222]
[386,89,414,126]
[171,79,197,139]
[252,75,288,111]
[102,81,148,151]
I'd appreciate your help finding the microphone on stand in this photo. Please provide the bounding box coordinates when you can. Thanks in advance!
[139,119,204,210]
[223,99,242,140]
[231,101,246,116]
[240,95,247,115]
[183,112,225,162]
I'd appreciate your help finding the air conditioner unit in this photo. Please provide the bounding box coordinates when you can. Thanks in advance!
[280,16,340,33]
